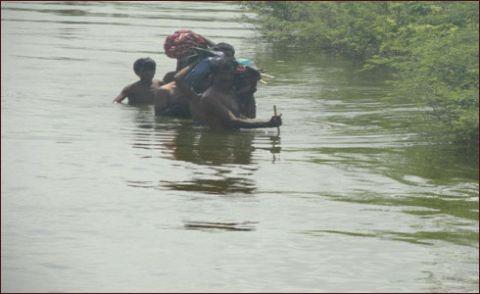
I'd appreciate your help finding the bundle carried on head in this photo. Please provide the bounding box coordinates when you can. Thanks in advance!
[164,30,209,59]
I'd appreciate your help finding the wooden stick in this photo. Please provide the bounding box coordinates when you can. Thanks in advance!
[261,73,275,79]
[273,105,280,136]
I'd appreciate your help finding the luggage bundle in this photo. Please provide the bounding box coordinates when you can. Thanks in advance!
[163,30,268,99]
[163,29,209,59]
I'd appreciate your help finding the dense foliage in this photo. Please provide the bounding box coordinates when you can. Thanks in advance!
[242,2,479,146]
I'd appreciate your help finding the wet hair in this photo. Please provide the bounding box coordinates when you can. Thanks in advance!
[245,66,261,81]
[211,60,236,77]
[133,57,156,75]
[212,42,235,57]
[163,71,176,83]
[233,66,260,96]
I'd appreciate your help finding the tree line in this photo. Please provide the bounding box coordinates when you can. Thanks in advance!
[242,1,479,147]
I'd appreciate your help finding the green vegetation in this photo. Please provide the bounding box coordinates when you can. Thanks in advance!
[242,2,479,147]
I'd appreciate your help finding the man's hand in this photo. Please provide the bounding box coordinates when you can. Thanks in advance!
[269,114,282,127]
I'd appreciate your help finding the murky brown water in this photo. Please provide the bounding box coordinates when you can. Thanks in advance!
[1,1,478,292]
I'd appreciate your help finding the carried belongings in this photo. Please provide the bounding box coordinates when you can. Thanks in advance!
[164,30,266,98]
[184,50,263,96]
[164,29,209,59]
[184,49,226,94]
[183,47,259,96]
[180,44,237,94]
[236,58,273,83]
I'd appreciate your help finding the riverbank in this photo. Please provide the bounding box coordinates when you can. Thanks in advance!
[241,2,479,148]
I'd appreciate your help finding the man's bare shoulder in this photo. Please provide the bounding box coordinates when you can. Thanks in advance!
[201,92,226,112]
[152,79,164,87]
[124,81,141,92]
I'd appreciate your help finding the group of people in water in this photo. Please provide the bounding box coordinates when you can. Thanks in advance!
[113,31,282,131]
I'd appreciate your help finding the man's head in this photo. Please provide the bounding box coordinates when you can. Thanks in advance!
[162,71,176,84]
[245,66,261,83]
[234,66,261,97]
[211,42,235,58]
[133,57,156,81]
[211,59,236,83]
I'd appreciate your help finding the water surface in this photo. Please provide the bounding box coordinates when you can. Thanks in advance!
[1,1,478,292]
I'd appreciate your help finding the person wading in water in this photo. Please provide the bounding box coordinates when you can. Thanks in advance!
[175,57,282,130]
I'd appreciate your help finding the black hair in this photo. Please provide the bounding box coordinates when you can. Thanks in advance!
[163,71,176,83]
[211,42,235,57]
[233,66,260,96]
[245,66,261,81]
[211,60,236,77]
[133,57,156,75]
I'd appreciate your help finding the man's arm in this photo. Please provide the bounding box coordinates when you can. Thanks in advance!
[154,79,166,88]
[113,85,130,103]
[203,36,216,47]
[238,95,256,119]
[174,63,201,102]
[231,114,281,129]
[153,88,171,116]
[206,98,281,129]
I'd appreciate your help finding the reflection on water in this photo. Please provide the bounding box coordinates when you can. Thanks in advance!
[184,221,257,232]
[304,228,478,247]
[127,107,283,195]
[1,1,478,293]
[168,127,257,166]
[326,189,478,232]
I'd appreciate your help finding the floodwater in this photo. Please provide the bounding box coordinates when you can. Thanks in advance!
[1,1,478,292]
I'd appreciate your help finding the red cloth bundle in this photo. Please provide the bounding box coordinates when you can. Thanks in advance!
[164,30,208,59]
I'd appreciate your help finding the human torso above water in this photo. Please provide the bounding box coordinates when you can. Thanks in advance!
[113,30,282,130]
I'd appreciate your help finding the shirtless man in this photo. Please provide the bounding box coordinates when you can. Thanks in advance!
[176,58,282,130]
[233,65,260,119]
[172,62,210,123]
[113,58,164,105]
[153,77,192,118]
[172,45,260,123]
[153,44,235,119]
